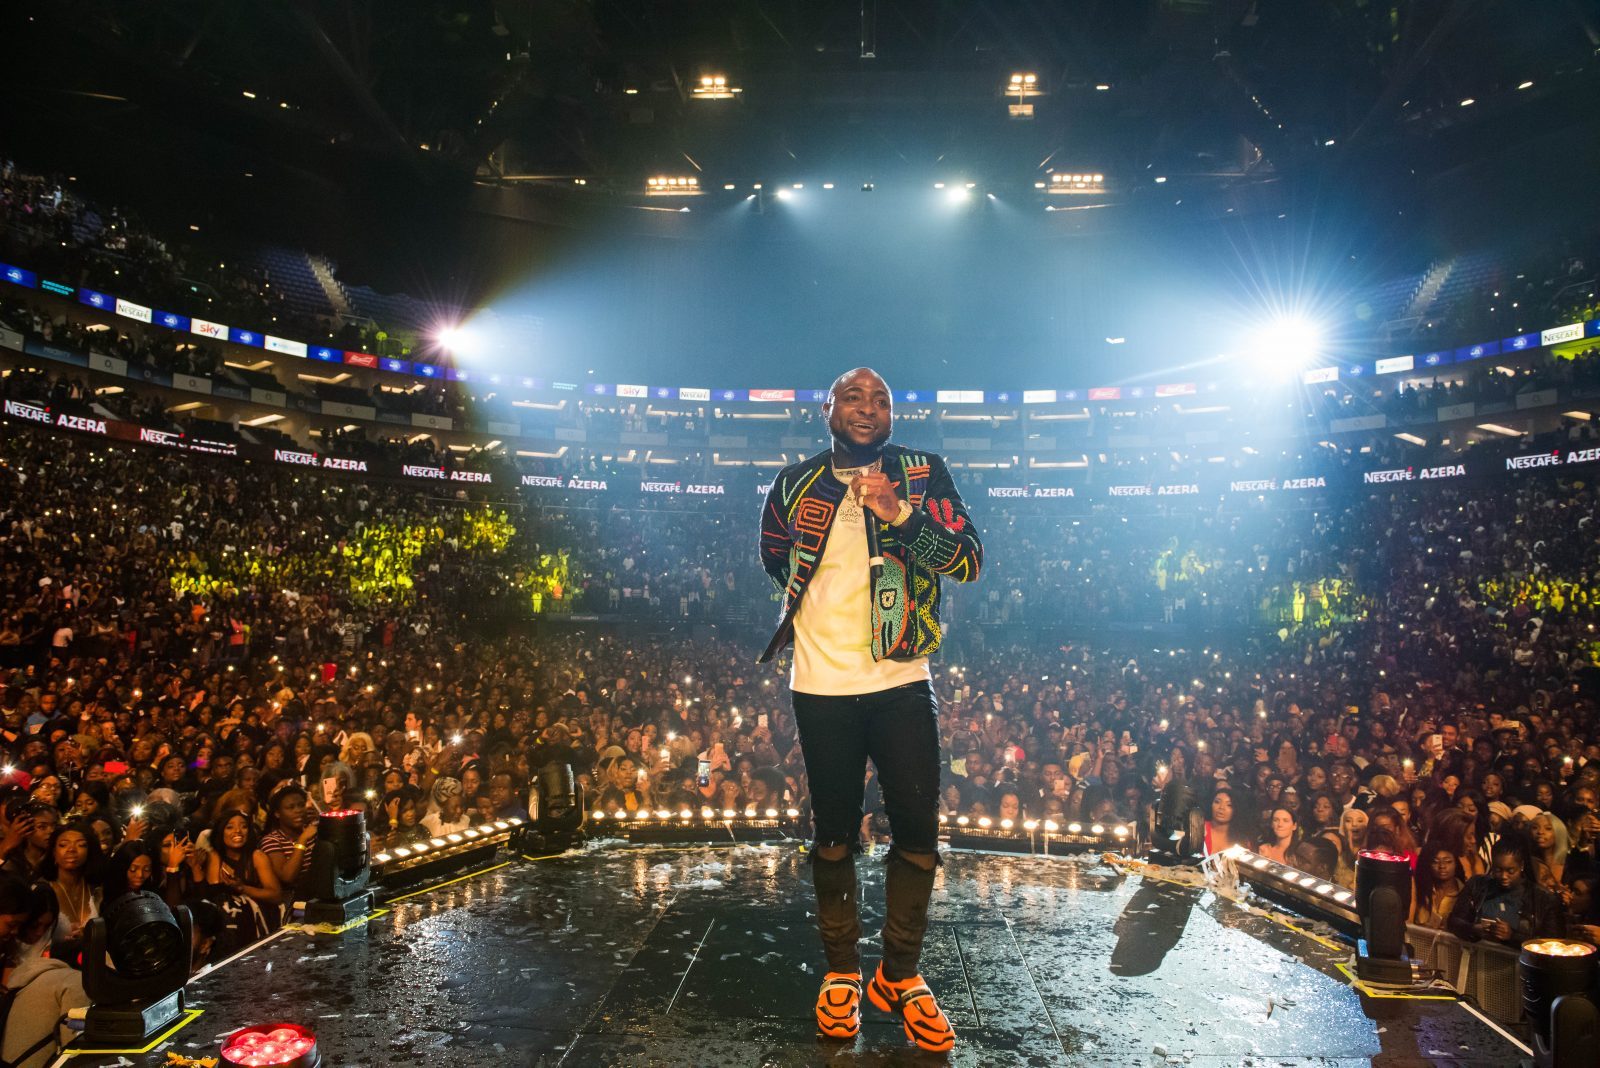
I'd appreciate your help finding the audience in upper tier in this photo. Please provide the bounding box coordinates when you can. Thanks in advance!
[5,149,1600,469]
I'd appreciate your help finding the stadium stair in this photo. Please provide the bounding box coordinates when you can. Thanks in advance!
[1405,257,1455,322]
[308,253,352,319]
[253,248,340,323]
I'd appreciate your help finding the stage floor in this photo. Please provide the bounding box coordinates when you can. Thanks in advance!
[56,843,1526,1066]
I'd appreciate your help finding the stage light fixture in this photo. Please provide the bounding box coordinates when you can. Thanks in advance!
[947,186,971,203]
[1520,940,1598,1067]
[81,892,193,1046]
[372,818,521,886]
[1244,315,1325,379]
[1005,72,1042,98]
[644,176,702,197]
[775,188,792,201]
[1047,172,1105,195]
[591,805,796,844]
[861,183,874,192]
[220,1016,320,1068]
[1354,850,1414,984]
[940,813,1128,856]
[691,74,741,101]
[301,809,372,925]
[1224,846,1358,927]
[433,324,472,356]
[221,1023,320,1068]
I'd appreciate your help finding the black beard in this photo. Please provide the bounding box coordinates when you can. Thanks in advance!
[831,433,888,467]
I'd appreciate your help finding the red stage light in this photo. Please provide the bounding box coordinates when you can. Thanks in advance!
[1356,850,1410,864]
[220,1023,321,1068]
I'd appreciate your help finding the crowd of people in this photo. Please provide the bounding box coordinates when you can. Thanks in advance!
[0,395,1589,1059]
[1367,342,1600,427]
[4,152,1600,1061]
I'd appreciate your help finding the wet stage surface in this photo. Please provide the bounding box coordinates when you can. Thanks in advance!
[60,843,1525,1067]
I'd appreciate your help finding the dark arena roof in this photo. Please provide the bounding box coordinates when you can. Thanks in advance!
[3,1,1598,385]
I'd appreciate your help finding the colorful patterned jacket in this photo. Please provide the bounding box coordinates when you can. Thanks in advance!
[758,444,983,664]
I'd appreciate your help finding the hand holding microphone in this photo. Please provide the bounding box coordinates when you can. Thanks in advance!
[852,473,899,584]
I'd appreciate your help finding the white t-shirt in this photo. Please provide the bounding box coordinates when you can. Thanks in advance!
[422,810,472,836]
[791,464,930,696]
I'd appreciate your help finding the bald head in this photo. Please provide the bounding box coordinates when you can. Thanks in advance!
[829,367,889,400]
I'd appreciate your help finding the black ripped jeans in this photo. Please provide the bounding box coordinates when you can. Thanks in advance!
[792,679,941,854]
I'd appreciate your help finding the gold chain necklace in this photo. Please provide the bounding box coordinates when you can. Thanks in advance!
[54,878,90,926]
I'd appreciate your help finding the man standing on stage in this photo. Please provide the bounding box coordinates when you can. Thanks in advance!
[758,367,982,1052]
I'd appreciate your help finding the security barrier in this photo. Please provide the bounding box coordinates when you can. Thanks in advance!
[1406,923,1523,1023]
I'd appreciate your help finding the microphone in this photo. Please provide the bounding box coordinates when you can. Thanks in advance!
[865,510,884,585]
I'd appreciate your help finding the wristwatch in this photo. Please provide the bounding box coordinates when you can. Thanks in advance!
[891,500,914,527]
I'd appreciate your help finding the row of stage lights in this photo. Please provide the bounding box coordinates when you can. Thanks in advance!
[634,71,1108,102]
[371,818,523,869]
[1220,843,1357,920]
[641,174,1107,198]
[941,814,1132,840]
[580,807,1133,840]
[591,807,798,821]
[583,806,1134,852]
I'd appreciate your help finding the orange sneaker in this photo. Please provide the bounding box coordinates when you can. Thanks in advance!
[814,970,863,1040]
[866,962,955,1052]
